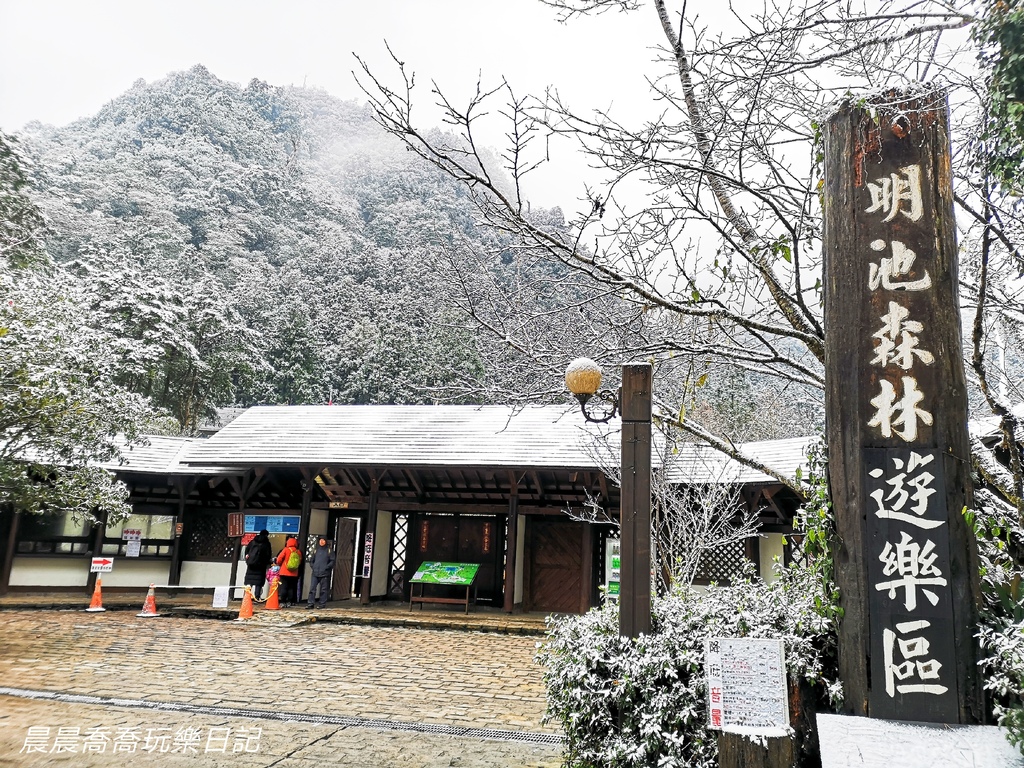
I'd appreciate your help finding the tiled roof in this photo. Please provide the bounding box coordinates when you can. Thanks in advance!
[663,436,817,485]
[108,436,239,476]
[183,405,618,470]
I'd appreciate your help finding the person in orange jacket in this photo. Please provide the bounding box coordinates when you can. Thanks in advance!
[275,537,303,607]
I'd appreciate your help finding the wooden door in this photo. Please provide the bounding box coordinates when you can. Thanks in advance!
[457,517,502,604]
[413,515,458,565]
[332,518,357,600]
[526,517,583,614]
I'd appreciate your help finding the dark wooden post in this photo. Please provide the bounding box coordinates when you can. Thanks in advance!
[360,472,380,605]
[168,477,195,586]
[298,469,314,602]
[228,470,266,592]
[823,88,982,723]
[619,362,652,638]
[503,474,520,613]
[0,509,20,595]
[86,510,107,594]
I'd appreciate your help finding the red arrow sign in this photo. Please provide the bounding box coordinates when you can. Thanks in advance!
[94,559,112,566]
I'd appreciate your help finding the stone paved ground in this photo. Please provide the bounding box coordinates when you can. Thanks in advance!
[0,697,562,768]
[0,610,564,767]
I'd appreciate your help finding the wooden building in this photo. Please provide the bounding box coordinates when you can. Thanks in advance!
[0,405,812,612]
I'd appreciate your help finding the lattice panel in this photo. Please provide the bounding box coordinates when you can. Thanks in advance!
[389,514,409,596]
[392,514,409,570]
[786,534,809,569]
[694,540,748,584]
[184,513,233,560]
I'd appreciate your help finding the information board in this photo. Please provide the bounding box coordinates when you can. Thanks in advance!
[705,637,789,736]
[90,557,114,573]
[243,514,300,534]
[409,562,480,586]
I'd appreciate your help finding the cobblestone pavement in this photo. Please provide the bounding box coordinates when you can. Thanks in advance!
[0,610,564,767]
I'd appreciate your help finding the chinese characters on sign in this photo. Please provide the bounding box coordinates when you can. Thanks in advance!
[20,725,262,755]
[361,532,374,579]
[861,161,959,721]
[704,638,789,735]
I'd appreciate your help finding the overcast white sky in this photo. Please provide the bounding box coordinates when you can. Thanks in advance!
[0,1,669,209]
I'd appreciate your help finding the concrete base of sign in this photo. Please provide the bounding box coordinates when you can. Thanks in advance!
[817,713,1024,767]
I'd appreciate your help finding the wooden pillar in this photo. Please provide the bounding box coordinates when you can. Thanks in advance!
[360,472,380,605]
[168,477,195,587]
[297,468,315,600]
[824,89,982,723]
[503,475,520,613]
[0,509,20,595]
[619,362,652,638]
[86,510,107,594]
[228,470,266,591]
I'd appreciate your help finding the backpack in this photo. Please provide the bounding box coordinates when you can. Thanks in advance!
[246,540,266,567]
[285,548,302,571]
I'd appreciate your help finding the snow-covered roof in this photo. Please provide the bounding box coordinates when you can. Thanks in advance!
[662,436,816,485]
[183,404,617,470]
[108,435,240,476]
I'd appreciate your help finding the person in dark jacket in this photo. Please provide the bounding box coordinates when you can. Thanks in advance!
[243,530,272,599]
[305,537,336,609]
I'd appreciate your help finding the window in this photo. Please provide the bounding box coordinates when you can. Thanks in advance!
[102,512,175,557]
[16,513,92,555]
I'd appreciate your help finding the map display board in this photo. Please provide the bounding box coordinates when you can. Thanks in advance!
[705,637,789,736]
[409,562,480,586]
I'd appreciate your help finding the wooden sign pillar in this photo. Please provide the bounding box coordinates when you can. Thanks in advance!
[619,362,652,638]
[823,89,982,723]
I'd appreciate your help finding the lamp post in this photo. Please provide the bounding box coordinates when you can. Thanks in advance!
[566,358,652,638]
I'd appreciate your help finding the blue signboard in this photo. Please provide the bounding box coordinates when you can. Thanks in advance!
[244,515,300,534]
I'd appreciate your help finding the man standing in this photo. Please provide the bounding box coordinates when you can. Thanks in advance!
[306,537,336,609]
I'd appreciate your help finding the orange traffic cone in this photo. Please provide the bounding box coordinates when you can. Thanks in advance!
[85,578,106,612]
[265,577,281,611]
[137,584,160,618]
[237,586,254,620]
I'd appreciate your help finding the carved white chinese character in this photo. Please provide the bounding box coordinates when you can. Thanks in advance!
[871,301,935,370]
[868,376,933,442]
[866,165,924,222]
[868,240,932,292]
[876,531,947,611]
[869,452,940,529]
[883,619,948,696]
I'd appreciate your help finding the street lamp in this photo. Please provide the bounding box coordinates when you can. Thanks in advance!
[565,357,652,638]
[564,357,620,423]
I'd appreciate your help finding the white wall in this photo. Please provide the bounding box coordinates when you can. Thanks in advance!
[371,510,392,597]
[9,557,88,587]
[100,560,172,587]
[179,561,232,587]
[760,533,786,584]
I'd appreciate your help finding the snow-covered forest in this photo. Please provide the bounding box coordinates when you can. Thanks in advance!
[5,65,579,430]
